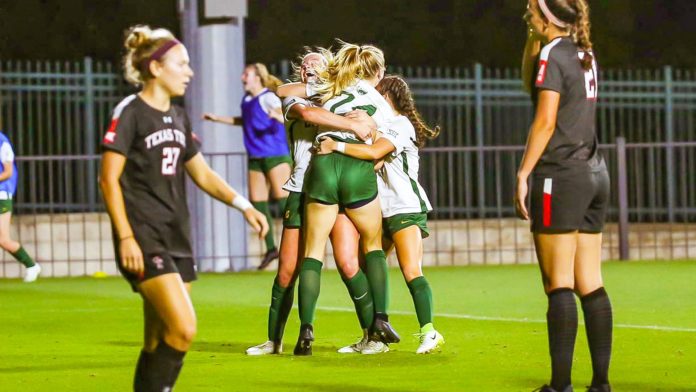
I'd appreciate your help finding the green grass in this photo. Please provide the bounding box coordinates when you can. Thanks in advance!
[1,261,696,391]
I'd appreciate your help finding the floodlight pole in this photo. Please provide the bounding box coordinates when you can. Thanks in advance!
[180,0,250,271]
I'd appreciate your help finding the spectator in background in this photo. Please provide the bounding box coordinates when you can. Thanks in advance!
[204,63,291,270]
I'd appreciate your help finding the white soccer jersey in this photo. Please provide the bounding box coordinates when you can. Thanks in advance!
[282,96,318,193]
[317,79,395,143]
[0,142,14,162]
[376,115,432,217]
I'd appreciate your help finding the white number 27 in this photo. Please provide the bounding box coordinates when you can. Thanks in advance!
[161,147,180,175]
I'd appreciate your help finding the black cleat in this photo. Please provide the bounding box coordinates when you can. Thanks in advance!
[293,324,314,356]
[258,248,279,270]
[586,385,610,392]
[370,313,400,344]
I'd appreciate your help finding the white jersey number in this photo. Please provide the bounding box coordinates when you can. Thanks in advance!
[584,66,598,100]
[161,147,180,175]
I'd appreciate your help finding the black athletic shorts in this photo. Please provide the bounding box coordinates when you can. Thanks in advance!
[530,167,610,234]
[115,248,197,292]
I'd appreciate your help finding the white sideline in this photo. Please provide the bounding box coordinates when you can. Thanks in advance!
[315,305,696,333]
[36,304,696,333]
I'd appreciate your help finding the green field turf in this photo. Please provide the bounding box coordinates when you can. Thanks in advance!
[1,261,695,391]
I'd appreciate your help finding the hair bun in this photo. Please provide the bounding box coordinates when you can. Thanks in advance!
[124,25,152,50]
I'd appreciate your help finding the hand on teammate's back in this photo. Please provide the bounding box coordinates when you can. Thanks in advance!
[317,137,336,155]
[346,110,377,140]
[119,237,144,276]
[244,208,269,239]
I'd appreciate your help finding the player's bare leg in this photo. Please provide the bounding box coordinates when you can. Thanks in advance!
[135,274,196,391]
[345,198,400,346]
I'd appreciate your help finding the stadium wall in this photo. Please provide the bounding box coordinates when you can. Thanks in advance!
[1,214,694,278]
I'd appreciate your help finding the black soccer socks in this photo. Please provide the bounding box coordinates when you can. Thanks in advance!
[581,287,613,387]
[134,340,186,392]
[547,288,578,391]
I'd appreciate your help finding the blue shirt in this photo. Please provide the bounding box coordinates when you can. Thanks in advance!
[0,132,18,196]
[241,90,289,158]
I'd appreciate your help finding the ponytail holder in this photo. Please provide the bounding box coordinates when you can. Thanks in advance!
[142,39,181,71]
[538,0,569,28]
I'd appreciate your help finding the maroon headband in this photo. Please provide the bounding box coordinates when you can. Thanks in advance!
[142,39,181,70]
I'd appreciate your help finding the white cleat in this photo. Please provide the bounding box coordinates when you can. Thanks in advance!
[360,340,389,355]
[23,264,41,283]
[337,336,369,354]
[415,330,444,354]
[246,340,281,356]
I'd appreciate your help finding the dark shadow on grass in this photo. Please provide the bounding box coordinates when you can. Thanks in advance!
[253,380,420,392]
[190,341,339,355]
[106,340,455,365]
[519,377,696,392]
[0,360,131,373]
[108,340,140,348]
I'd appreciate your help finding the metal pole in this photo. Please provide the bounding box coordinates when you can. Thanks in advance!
[181,0,249,272]
[83,57,97,210]
[616,136,630,260]
[664,65,675,222]
[474,63,486,218]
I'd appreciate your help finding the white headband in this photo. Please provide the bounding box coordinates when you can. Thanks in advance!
[538,0,569,28]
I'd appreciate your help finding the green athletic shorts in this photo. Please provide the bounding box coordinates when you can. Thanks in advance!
[383,213,430,239]
[303,151,377,207]
[248,155,292,174]
[283,191,304,228]
[0,200,12,214]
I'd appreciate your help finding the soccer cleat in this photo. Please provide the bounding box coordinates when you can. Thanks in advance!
[415,330,444,354]
[23,264,41,283]
[293,324,314,356]
[371,313,400,343]
[245,340,281,356]
[257,248,279,270]
[337,336,368,354]
[586,385,610,392]
[360,340,389,355]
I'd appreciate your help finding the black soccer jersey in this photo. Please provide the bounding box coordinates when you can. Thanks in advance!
[533,36,605,174]
[102,94,199,257]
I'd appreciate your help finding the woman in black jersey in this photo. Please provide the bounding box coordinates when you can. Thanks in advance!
[518,1,612,392]
[100,25,268,391]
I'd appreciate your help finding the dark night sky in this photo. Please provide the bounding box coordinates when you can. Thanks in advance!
[1,0,695,68]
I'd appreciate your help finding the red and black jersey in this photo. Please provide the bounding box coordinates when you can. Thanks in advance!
[102,94,199,257]
[533,36,605,175]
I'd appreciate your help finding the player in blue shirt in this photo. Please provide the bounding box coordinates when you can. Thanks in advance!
[204,63,291,269]
[0,131,40,282]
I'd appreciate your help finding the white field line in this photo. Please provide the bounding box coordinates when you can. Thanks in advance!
[28,304,696,333]
[314,305,696,333]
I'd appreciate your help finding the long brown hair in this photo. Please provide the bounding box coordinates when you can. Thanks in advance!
[542,0,594,70]
[376,76,440,147]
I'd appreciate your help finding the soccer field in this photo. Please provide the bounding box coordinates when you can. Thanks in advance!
[1,261,695,392]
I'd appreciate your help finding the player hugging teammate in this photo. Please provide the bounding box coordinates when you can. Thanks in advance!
[248,40,445,356]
